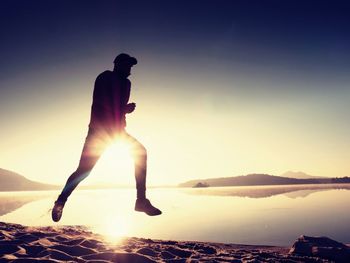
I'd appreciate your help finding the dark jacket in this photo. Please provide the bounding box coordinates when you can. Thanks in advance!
[88,70,131,132]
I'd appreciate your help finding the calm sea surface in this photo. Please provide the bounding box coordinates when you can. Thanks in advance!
[1,184,350,246]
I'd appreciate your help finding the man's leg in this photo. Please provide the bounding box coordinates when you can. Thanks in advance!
[124,133,147,200]
[52,129,107,221]
[123,132,161,216]
[57,158,98,203]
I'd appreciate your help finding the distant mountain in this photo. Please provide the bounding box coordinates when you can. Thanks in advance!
[0,168,59,191]
[280,171,327,179]
[178,173,349,188]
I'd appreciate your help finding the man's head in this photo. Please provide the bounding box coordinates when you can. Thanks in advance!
[113,53,137,78]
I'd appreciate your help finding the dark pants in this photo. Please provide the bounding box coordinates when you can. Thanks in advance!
[57,128,147,202]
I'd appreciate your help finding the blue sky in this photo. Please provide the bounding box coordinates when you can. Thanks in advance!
[0,1,349,185]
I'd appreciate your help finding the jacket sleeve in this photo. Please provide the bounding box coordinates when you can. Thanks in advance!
[90,71,114,128]
[123,79,131,112]
[112,78,131,130]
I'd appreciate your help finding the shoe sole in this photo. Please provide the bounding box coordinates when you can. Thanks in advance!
[135,207,162,216]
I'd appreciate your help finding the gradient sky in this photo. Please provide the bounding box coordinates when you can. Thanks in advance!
[1,0,350,186]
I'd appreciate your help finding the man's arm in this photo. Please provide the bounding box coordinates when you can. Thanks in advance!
[123,79,136,114]
[91,72,111,114]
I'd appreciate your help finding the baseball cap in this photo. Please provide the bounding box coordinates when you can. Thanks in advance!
[113,53,137,66]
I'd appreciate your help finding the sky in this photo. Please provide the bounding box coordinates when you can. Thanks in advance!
[0,0,350,186]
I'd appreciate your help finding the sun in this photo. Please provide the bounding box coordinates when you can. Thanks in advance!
[90,139,135,186]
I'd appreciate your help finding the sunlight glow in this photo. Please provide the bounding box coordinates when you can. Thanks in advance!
[95,215,132,243]
[90,139,134,186]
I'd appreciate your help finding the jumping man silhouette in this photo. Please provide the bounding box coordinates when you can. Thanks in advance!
[52,53,162,222]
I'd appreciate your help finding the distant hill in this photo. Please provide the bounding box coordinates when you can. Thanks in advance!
[178,173,350,188]
[0,168,59,191]
[280,171,327,179]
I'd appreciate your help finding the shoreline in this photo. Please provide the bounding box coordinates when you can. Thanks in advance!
[0,221,340,262]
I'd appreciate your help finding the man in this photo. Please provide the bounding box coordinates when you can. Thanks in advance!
[52,53,161,222]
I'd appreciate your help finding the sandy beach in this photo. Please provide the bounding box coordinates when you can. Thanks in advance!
[1,221,342,263]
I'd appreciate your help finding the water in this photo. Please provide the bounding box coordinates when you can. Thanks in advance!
[1,184,350,246]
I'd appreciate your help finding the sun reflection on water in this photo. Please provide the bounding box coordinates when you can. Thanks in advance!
[2,186,350,246]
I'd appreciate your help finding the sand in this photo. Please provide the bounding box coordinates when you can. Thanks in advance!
[0,221,333,262]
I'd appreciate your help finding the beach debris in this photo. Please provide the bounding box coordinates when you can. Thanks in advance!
[290,235,350,262]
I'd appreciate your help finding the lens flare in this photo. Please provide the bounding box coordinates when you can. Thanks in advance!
[90,137,135,186]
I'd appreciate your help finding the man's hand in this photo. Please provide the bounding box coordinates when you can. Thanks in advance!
[124,102,136,114]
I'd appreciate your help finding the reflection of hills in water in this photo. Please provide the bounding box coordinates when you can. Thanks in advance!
[0,194,50,216]
[283,189,329,199]
[183,184,350,199]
